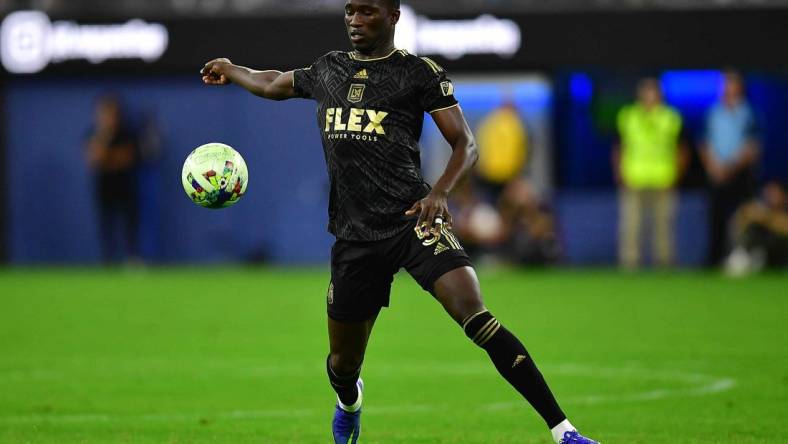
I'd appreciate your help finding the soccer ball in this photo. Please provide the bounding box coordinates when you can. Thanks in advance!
[181,142,248,209]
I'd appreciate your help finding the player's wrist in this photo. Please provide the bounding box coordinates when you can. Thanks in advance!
[432,188,450,199]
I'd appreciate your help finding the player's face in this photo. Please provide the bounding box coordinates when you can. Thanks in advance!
[723,75,744,104]
[96,99,120,131]
[344,0,399,53]
[637,81,661,108]
[764,183,786,210]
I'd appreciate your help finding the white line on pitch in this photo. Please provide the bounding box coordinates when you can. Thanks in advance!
[0,364,736,425]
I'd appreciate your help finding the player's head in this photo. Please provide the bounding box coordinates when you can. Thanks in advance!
[763,180,786,210]
[636,77,662,108]
[94,93,122,130]
[345,0,401,54]
[722,70,745,105]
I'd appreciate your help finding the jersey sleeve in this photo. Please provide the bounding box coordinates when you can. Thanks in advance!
[292,64,319,100]
[415,57,458,113]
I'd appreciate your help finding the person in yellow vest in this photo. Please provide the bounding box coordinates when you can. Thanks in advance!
[475,101,528,198]
[613,78,687,269]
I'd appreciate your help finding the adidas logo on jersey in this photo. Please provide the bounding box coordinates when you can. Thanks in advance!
[353,69,368,80]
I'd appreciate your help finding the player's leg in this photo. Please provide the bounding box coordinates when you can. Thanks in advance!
[432,268,565,425]
[619,187,643,269]
[98,202,113,263]
[327,314,377,444]
[326,239,395,444]
[402,222,598,443]
[432,266,599,444]
[653,189,676,268]
[327,313,377,410]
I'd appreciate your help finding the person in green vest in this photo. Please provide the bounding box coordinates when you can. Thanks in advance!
[613,78,688,269]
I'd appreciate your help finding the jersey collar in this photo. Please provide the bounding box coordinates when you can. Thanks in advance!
[348,48,401,61]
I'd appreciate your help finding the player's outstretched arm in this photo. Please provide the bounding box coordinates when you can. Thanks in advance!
[406,105,478,234]
[201,58,297,101]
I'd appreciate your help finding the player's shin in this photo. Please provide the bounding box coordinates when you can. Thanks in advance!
[326,355,362,412]
[461,310,566,429]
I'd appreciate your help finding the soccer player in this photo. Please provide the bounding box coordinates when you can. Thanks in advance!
[201,1,600,443]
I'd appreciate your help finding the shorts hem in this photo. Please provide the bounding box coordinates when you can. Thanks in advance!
[423,256,473,294]
[327,307,382,323]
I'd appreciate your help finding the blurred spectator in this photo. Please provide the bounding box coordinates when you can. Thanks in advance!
[451,177,559,265]
[451,178,506,260]
[700,71,760,266]
[475,101,528,200]
[497,178,561,265]
[85,94,140,264]
[725,181,788,275]
[613,78,687,269]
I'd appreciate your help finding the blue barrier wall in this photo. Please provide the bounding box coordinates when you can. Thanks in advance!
[6,75,333,264]
[2,75,723,266]
[556,191,708,266]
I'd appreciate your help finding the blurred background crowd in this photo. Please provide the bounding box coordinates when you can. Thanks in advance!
[1,0,787,275]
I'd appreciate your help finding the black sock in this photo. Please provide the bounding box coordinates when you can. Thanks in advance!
[326,355,360,407]
[462,311,566,428]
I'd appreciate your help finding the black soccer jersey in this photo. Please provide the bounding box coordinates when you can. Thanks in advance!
[293,49,458,241]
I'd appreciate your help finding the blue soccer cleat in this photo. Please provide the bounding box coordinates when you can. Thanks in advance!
[332,379,363,444]
[560,431,601,444]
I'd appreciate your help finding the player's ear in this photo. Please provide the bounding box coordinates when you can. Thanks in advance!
[389,8,400,26]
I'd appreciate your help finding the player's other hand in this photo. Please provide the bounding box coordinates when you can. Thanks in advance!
[406,190,452,235]
[201,58,233,85]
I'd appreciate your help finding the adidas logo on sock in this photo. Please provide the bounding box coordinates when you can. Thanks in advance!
[512,355,527,368]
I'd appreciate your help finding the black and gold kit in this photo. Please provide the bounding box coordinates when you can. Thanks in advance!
[296,50,575,435]
[293,49,471,321]
[293,49,458,241]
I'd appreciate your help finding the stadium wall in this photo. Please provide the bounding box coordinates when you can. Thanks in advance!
[5,75,715,266]
[554,70,788,189]
[555,191,708,266]
[5,76,333,264]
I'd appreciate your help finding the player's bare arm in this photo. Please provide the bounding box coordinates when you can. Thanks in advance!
[201,58,297,100]
[406,105,478,234]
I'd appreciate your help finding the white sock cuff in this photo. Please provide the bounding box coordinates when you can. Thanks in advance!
[551,419,576,443]
[337,383,363,413]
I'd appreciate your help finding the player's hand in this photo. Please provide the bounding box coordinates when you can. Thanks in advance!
[406,190,452,235]
[201,58,233,85]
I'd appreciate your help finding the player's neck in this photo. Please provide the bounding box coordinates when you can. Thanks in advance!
[353,42,397,60]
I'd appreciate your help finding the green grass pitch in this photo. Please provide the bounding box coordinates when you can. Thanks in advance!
[0,268,786,443]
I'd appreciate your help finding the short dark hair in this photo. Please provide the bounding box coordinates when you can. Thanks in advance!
[385,0,400,9]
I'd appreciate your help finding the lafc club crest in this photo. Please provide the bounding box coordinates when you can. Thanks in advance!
[440,80,454,96]
[347,84,365,103]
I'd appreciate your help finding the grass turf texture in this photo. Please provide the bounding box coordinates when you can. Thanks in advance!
[0,268,785,443]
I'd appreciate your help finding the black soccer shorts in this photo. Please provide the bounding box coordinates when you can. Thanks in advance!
[327,219,473,322]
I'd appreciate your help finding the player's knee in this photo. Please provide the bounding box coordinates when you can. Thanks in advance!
[453,296,486,324]
[461,310,503,348]
[329,352,363,377]
[433,269,485,324]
